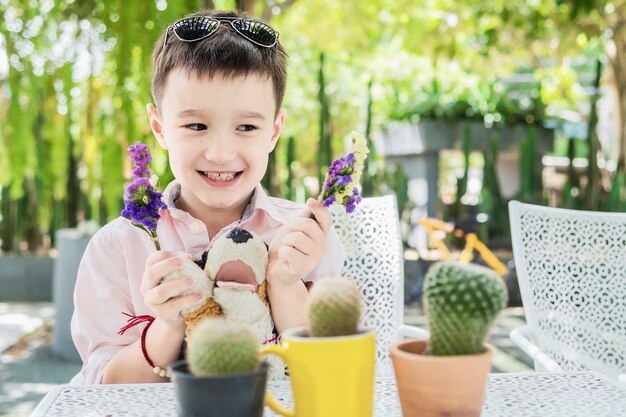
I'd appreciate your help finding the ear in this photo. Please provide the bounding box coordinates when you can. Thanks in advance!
[147,103,167,150]
[269,108,285,152]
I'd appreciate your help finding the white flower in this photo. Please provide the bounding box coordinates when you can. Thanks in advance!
[350,131,369,189]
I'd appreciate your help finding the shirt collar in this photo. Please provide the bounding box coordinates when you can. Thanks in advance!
[247,184,286,225]
[161,180,285,225]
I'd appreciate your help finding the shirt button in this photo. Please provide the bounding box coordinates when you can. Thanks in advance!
[191,222,202,231]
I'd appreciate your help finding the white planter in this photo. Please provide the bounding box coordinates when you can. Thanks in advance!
[377,119,460,156]
[376,120,555,215]
[52,229,93,362]
[0,255,53,301]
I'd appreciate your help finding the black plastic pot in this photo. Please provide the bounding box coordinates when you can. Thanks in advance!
[169,360,269,417]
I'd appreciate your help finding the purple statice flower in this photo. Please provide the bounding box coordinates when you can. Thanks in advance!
[323,195,336,207]
[319,152,359,213]
[316,132,369,215]
[344,188,362,213]
[128,142,152,178]
[121,141,166,250]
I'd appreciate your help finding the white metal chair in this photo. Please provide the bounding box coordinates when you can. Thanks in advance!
[509,201,626,381]
[330,194,429,377]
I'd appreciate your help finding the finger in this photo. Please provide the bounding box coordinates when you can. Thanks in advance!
[161,291,205,315]
[143,255,190,290]
[144,276,196,305]
[145,250,191,268]
[286,218,326,246]
[306,198,332,234]
[145,250,178,268]
[282,231,320,257]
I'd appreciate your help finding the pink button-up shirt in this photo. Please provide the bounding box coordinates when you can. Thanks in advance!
[71,181,345,384]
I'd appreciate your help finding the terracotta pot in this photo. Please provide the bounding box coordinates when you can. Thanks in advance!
[389,339,492,417]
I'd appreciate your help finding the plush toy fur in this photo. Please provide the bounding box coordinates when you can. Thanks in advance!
[181,228,279,377]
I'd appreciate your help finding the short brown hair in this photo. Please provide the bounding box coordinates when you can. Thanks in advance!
[151,10,288,115]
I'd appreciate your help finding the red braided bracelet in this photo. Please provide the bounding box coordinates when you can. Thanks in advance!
[118,312,171,378]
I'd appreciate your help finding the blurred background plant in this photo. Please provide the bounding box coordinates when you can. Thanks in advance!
[1,0,625,254]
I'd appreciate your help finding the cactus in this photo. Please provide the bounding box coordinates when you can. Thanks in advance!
[308,277,362,337]
[424,261,507,356]
[187,319,260,376]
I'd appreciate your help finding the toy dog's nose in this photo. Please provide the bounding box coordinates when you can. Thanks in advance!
[226,228,253,244]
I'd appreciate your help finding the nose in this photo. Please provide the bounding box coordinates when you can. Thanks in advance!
[226,228,253,243]
[203,133,236,164]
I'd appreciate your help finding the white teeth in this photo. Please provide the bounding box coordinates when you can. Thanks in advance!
[203,172,237,181]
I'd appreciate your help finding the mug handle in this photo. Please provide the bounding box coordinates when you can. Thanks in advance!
[260,344,295,417]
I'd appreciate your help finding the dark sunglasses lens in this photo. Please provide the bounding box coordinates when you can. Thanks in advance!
[231,19,278,46]
[173,17,219,41]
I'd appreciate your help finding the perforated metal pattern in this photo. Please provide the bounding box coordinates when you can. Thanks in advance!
[510,202,626,378]
[32,373,626,417]
[330,195,404,377]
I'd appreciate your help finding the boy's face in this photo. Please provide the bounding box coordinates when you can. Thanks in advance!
[148,68,284,216]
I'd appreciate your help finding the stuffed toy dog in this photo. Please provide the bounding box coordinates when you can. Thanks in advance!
[182,227,284,379]
[183,228,273,344]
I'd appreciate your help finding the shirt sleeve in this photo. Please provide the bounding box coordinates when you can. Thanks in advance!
[70,222,145,384]
[302,226,346,283]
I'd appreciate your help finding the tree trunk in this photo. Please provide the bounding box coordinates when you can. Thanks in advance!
[24,176,40,252]
[235,0,256,14]
[1,184,15,252]
[585,59,602,210]
[608,31,626,175]
[65,133,79,228]
[317,52,332,191]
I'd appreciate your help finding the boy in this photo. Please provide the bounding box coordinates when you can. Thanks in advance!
[71,9,345,384]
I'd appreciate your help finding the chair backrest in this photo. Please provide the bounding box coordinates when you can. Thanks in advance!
[330,194,404,377]
[509,201,626,377]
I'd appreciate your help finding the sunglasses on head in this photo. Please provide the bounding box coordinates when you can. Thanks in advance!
[163,15,279,49]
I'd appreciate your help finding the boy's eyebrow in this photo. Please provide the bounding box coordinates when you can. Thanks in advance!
[175,109,266,121]
[176,109,203,118]
[238,111,266,121]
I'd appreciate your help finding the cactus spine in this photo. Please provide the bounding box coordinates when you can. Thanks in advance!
[187,319,259,376]
[308,277,362,337]
[424,261,507,356]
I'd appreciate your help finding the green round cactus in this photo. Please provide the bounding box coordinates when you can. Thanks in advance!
[424,261,507,356]
[308,277,362,337]
[187,319,259,376]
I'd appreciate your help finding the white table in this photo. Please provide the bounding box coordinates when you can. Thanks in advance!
[30,372,626,417]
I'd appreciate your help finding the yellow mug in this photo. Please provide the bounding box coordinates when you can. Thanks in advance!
[260,327,376,417]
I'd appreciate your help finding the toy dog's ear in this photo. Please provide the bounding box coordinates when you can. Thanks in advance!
[194,250,208,270]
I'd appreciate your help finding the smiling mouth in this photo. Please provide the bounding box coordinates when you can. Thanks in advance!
[198,171,243,181]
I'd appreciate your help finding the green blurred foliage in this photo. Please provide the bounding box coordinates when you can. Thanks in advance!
[0,0,624,252]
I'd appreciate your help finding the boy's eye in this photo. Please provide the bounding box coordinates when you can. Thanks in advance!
[185,123,207,131]
[237,124,257,132]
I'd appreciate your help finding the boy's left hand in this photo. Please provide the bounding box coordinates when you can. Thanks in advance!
[267,198,331,286]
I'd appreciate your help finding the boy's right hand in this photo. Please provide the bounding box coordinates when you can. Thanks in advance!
[140,251,203,331]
